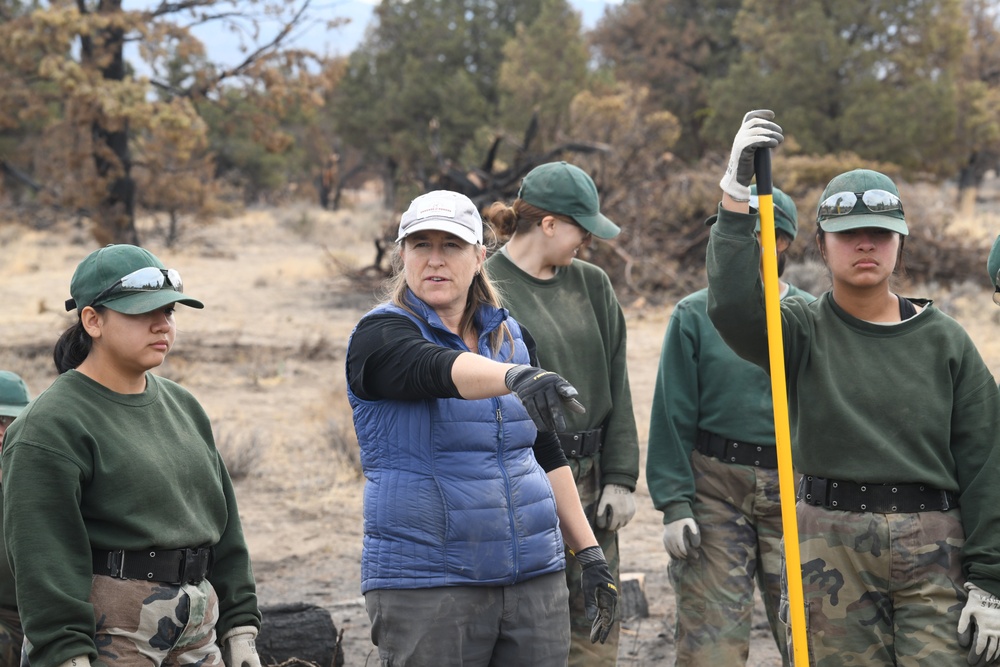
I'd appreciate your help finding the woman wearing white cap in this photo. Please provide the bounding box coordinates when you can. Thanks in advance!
[706,110,1000,666]
[484,162,639,665]
[345,189,618,665]
[2,245,260,667]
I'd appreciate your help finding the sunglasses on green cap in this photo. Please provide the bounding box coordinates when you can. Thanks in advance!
[748,194,793,224]
[992,267,1000,307]
[818,189,903,219]
[65,267,184,311]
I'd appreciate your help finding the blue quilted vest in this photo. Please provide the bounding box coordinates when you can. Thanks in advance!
[346,296,565,592]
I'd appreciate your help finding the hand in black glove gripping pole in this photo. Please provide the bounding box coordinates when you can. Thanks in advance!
[719,109,784,202]
[576,545,618,644]
[504,364,586,432]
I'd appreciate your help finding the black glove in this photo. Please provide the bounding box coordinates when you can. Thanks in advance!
[576,545,618,644]
[504,364,586,432]
[719,109,784,202]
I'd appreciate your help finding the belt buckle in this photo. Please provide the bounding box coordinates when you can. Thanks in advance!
[566,433,581,457]
[107,550,127,579]
[725,440,739,463]
[939,490,952,511]
[182,548,210,584]
[804,476,828,506]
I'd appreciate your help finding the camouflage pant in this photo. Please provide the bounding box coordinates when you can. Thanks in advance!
[565,454,620,667]
[668,451,788,666]
[0,607,23,667]
[23,576,224,667]
[781,503,966,666]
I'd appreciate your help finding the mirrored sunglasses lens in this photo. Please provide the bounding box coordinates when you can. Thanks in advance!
[818,192,859,217]
[119,267,167,291]
[861,189,902,213]
[166,268,183,293]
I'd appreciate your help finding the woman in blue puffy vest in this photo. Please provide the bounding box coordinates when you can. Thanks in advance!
[345,190,618,666]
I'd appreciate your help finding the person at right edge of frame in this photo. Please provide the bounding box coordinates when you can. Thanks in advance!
[485,161,640,666]
[706,109,1000,666]
[646,184,815,666]
[0,371,30,667]
[988,233,1000,390]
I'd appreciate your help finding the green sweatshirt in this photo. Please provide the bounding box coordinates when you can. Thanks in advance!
[1,370,259,667]
[706,204,1000,596]
[647,284,814,523]
[486,250,639,490]
[0,493,14,611]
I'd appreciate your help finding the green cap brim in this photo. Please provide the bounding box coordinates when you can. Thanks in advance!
[818,213,908,236]
[988,234,1000,288]
[0,404,25,418]
[101,289,204,314]
[575,211,621,239]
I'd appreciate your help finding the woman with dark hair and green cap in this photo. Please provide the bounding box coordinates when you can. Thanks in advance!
[647,184,815,666]
[987,236,1000,332]
[484,161,639,665]
[706,110,1000,666]
[0,370,31,667]
[2,245,261,667]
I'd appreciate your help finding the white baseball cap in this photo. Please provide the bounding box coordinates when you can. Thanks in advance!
[396,190,483,245]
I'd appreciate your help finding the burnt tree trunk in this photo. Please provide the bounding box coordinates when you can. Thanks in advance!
[258,603,345,667]
[80,0,138,246]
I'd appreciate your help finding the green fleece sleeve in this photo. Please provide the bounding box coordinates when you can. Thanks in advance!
[3,443,97,667]
[706,204,770,369]
[210,451,261,636]
[646,302,699,523]
[599,273,640,490]
[949,359,1000,597]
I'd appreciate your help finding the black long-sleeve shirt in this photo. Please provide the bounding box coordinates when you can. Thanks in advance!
[347,313,567,472]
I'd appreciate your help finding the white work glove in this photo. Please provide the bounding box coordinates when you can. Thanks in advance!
[57,657,91,667]
[958,583,1000,665]
[663,518,701,561]
[596,483,637,531]
[719,109,784,202]
[221,626,262,667]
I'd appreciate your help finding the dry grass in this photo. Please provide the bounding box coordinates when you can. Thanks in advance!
[4,177,1000,665]
[214,423,265,482]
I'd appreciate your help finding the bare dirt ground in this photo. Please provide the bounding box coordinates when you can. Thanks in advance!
[3,185,1000,666]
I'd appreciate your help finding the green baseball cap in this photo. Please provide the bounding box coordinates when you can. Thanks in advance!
[66,244,204,315]
[0,371,30,418]
[988,234,1000,289]
[751,185,799,240]
[816,169,908,236]
[518,162,621,239]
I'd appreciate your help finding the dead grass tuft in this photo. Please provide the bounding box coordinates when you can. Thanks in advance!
[325,417,362,479]
[215,423,265,482]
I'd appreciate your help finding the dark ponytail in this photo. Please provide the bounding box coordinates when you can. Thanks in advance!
[53,307,104,374]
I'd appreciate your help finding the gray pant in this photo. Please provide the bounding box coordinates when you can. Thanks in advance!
[365,571,570,666]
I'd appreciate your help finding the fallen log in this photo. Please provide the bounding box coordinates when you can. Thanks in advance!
[258,602,345,667]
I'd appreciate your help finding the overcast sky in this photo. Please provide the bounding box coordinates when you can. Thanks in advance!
[124,0,619,67]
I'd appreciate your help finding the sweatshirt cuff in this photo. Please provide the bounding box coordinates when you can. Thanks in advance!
[712,202,758,238]
[969,577,1000,600]
[600,472,636,490]
[661,501,694,524]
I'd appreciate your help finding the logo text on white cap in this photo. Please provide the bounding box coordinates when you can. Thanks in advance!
[415,203,456,219]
